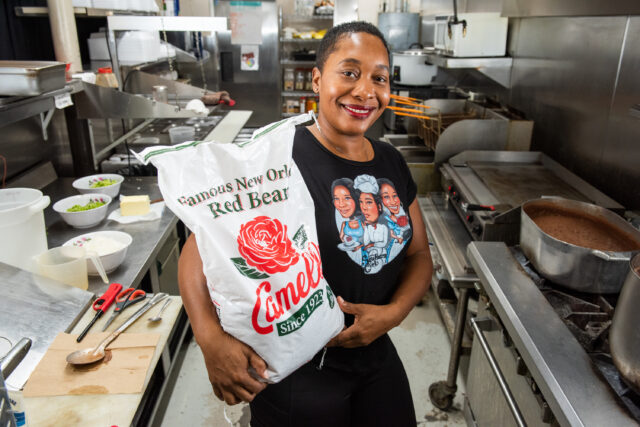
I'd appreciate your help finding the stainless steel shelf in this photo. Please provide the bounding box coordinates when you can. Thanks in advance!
[280,38,322,43]
[281,59,316,66]
[282,91,316,97]
[14,6,157,17]
[0,80,83,128]
[425,53,513,88]
[283,14,333,21]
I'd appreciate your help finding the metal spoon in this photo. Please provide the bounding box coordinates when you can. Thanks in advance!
[148,298,171,322]
[66,293,168,365]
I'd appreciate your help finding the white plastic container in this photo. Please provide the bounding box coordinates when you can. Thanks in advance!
[117,31,161,65]
[0,188,50,272]
[87,34,109,61]
[169,126,196,144]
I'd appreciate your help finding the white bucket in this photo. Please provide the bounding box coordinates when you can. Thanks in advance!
[0,188,51,272]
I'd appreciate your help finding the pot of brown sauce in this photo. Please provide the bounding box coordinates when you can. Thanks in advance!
[520,198,640,293]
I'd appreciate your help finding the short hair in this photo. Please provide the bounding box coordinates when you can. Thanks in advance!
[315,21,390,72]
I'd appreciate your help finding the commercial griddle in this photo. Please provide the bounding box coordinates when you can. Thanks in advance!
[441,151,624,245]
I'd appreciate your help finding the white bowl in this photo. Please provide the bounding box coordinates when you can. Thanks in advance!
[72,174,124,198]
[63,230,133,274]
[53,194,112,229]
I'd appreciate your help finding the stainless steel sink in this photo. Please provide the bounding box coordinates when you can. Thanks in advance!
[396,146,434,163]
[381,134,426,147]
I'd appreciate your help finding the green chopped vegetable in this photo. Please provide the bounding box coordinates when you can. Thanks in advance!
[67,200,106,212]
[89,178,117,188]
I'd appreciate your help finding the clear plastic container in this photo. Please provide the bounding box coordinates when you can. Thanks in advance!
[284,69,295,91]
[34,246,106,290]
[169,126,196,144]
[304,69,313,91]
[294,69,305,91]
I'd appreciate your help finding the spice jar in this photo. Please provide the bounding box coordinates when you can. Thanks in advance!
[295,69,305,91]
[284,69,295,91]
[304,69,313,91]
[95,67,119,88]
[305,97,315,113]
[286,99,299,114]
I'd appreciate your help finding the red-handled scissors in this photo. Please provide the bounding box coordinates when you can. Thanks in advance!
[76,282,123,342]
[101,287,147,331]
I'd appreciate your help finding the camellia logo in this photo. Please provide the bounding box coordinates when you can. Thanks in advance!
[230,216,325,336]
[237,216,300,275]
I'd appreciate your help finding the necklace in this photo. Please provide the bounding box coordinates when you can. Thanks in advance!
[314,121,372,162]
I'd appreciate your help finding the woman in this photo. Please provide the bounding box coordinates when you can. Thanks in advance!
[178,21,432,426]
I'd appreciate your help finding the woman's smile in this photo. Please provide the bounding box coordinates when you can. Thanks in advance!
[341,103,377,119]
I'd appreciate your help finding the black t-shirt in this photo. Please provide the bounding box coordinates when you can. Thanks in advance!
[292,125,417,372]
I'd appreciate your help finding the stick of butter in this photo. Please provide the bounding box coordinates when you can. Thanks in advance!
[120,195,150,216]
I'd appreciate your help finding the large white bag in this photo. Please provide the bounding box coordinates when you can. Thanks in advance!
[135,113,344,382]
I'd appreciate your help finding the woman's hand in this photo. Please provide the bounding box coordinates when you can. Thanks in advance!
[326,296,402,348]
[179,233,267,405]
[199,329,268,405]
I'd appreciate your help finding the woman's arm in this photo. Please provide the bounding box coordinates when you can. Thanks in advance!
[328,199,432,347]
[178,233,268,404]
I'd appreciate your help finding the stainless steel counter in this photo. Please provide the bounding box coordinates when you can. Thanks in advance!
[42,177,179,294]
[467,241,637,426]
[0,262,93,389]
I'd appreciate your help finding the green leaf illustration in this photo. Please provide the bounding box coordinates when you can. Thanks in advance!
[230,257,269,279]
[292,225,308,250]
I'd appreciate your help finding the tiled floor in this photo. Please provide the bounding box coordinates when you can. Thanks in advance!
[161,290,467,426]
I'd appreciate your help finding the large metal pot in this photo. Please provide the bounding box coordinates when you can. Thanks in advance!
[520,198,640,294]
[610,253,640,393]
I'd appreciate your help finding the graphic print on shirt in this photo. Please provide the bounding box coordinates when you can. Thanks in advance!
[332,174,412,274]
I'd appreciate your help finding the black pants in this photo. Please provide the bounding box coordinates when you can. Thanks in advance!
[250,345,416,427]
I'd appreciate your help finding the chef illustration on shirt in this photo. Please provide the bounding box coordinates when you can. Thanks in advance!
[332,174,412,274]
[332,178,365,266]
[378,178,412,261]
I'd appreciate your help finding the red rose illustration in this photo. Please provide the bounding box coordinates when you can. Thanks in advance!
[237,216,300,274]
[397,215,409,227]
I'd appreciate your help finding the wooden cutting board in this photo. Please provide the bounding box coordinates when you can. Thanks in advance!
[23,332,160,397]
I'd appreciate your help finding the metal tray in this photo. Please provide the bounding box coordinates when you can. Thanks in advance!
[0,61,66,96]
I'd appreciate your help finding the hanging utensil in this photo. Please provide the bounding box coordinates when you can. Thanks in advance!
[392,111,433,120]
[66,293,168,365]
[390,94,422,102]
[386,105,431,114]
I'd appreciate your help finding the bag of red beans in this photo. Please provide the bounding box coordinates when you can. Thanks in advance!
[136,113,344,382]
